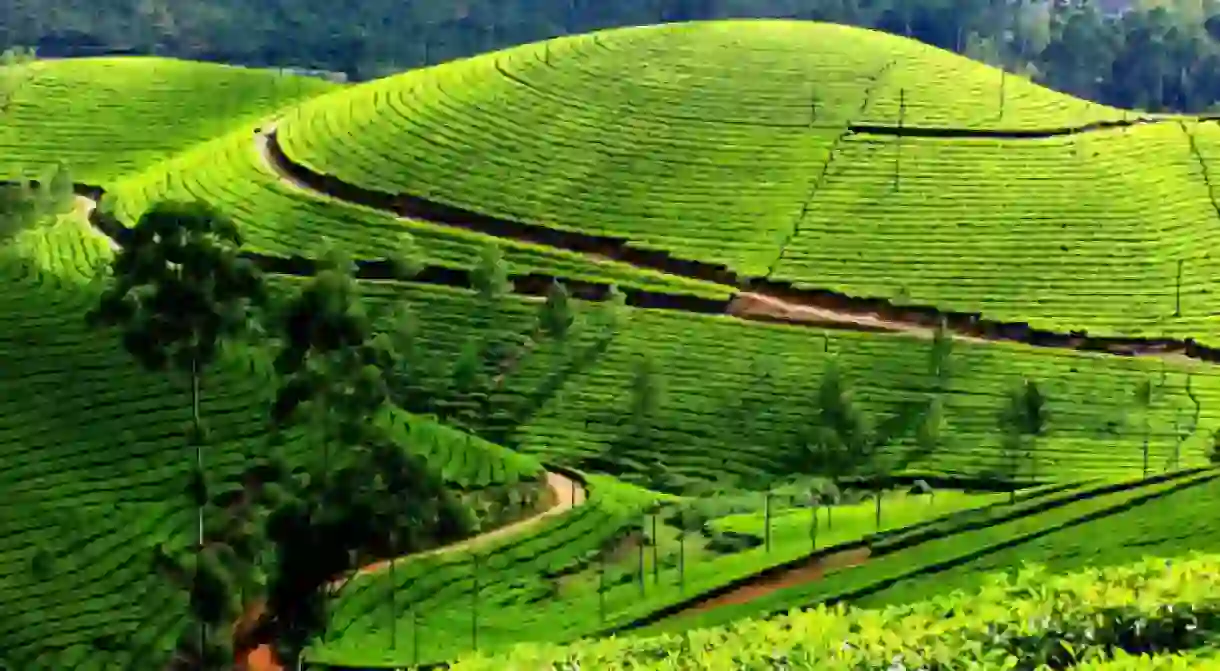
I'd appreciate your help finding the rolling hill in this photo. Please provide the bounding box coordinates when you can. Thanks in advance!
[5,16,1220,671]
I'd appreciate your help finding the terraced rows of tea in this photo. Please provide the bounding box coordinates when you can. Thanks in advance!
[103,127,729,298]
[272,20,1130,279]
[770,121,1220,341]
[0,58,338,184]
[12,17,1220,671]
[362,282,1220,483]
[0,221,542,669]
[651,467,1220,634]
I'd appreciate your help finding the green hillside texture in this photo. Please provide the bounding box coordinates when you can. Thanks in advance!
[6,16,1220,670]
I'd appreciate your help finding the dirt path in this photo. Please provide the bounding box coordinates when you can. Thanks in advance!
[725,292,995,345]
[74,195,119,252]
[246,124,1220,362]
[234,470,587,671]
[671,546,871,616]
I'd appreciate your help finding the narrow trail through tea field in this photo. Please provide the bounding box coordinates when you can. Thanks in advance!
[675,546,871,616]
[233,469,586,671]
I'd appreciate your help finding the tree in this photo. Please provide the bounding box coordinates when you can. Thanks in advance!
[599,284,629,338]
[998,378,1049,503]
[386,231,424,280]
[0,47,36,107]
[628,351,664,447]
[86,198,264,559]
[538,280,574,341]
[265,247,474,665]
[1021,379,1048,483]
[1135,378,1154,477]
[87,200,264,659]
[470,241,510,302]
[804,360,922,529]
[40,161,74,216]
[0,178,40,239]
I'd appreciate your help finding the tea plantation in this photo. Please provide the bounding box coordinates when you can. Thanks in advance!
[4,16,1220,671]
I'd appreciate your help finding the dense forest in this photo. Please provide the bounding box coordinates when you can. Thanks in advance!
[6,0,1220,112]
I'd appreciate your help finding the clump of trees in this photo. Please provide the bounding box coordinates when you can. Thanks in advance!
[0,162,74,240]
[85,201,482,668]
[998,378,1049,503]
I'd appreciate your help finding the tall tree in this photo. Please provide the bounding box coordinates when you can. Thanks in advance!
[998,378,1049,502]
[0,178,39,239]
[87,199,265,654]
[471,240,510,303]
[628,350,664,448]
[40,161,75,216]
[539,280,574,341]
[265,245,474,665]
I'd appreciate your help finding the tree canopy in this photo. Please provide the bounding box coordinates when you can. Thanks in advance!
[10,0,1220,111]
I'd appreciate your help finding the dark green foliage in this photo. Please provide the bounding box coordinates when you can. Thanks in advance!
[539,280,574,341]
[628,351,663,443]
[261,245,476,665]
[999,378,1050,502]
[0,179,40,239]
[87,200,265,378]
[40,161,74,216]
[10,1,1220,112]
[471,241,510,303]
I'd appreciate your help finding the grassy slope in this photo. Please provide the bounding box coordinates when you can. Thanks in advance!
[0,216,543,669]
[101,125,730,298]
[0,57,338,185]
[645,467,1218,635]
[309,485,1006,667]
[270,20,1220,345]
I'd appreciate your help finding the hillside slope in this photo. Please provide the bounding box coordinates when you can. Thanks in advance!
[0,57,337,184]
[259,20,1220,345]
[0,213,544,670]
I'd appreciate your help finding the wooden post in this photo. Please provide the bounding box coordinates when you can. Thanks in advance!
[1175,259,1184,317]
[651,511,659,585]
[638,519,645,595]
[598,555,606,624]
[894,88,905,191]
[678,529,685,592]
[809,492,819,551]
[1000,68,1006,119]
[471,554,479,650]
[764,491,772,552]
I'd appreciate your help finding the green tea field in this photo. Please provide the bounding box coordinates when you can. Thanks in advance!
[5,16,1220,671]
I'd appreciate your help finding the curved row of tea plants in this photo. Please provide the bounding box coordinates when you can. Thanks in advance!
[272,20,1128,280]
[102,127,730,298]
[0,219,544,669]
[312,476,1018,666]
[652,467,1218,634]
[771,120,1220,343]
[506,305,1220,482]
[309,475,661,667]
[445,551,1220,670]
[0,58,337,184]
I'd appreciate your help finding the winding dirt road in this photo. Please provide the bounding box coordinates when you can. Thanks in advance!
[245,122,1220,363]
[235,469,586,671]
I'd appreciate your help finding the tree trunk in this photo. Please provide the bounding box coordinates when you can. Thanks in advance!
[874,488,882,530]
[192,360,203,547]
[390,554,397,649]
[191,359,205,658]
[1142,423,1150,478]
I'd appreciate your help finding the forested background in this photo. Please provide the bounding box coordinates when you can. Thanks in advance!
[7,0,1220,112]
